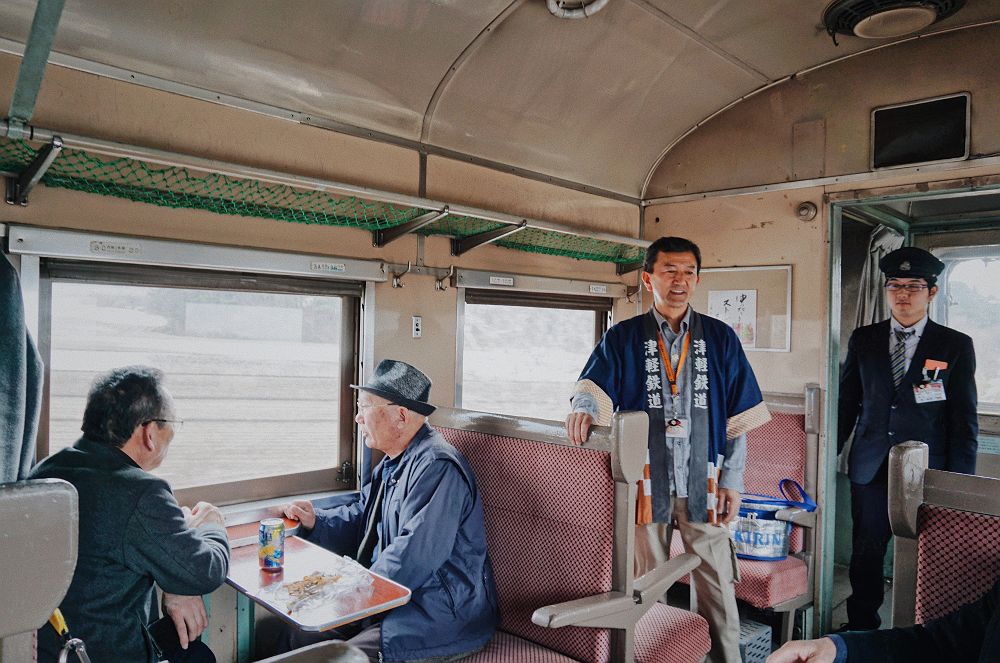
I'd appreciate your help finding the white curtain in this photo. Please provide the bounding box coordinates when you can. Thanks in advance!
[854,225,905,328]
[839,225,904,474]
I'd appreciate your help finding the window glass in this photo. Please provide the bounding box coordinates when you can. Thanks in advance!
[941,258,1000,410]
[49,282,345,488]
[461,303,598,419]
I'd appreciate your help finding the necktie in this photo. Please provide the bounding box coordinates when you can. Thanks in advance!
[891,329,915,387]
[356,472,386,567]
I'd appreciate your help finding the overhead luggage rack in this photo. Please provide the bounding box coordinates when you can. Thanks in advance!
[0,135,644,268]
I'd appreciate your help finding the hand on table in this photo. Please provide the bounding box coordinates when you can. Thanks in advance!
[283,500,316,530]
[565,412,594,446]
[162,592,208,650]
[184,501,225,528]
[766,637,837,663]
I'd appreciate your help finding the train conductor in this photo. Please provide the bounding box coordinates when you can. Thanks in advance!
[838,246,979,631]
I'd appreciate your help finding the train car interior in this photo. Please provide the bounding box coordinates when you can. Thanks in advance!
[2,0,1000,661]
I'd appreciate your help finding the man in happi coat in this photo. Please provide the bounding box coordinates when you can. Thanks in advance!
[566,236,770,663]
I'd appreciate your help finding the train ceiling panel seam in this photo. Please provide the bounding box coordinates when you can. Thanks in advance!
[639,18,1000,200]
[629,0,770,84]
[419,0,527,144]
[422,0,765,197]
[0,37,639,205]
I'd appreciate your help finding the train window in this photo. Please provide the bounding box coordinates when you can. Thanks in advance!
[458,289,610,420]
[40,262,360,500]
[936,247,1000,412]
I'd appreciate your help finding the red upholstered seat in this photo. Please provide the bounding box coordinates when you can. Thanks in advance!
[635,604,712,663]
[463,631,580,663]
[438,427,613,661]
[914,504,1000,623]
[744,411,807,555]
[436,425,710,663]
[669,532,808,608]
[672,412,810,609]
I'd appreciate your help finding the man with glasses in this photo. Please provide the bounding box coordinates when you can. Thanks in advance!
[838,246,978,631]
[30,366,230,663]
[274,359,498,662]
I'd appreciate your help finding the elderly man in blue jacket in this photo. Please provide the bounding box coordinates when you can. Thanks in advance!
[281,359,498,662]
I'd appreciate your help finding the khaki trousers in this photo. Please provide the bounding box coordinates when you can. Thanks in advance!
[635,497,742,663]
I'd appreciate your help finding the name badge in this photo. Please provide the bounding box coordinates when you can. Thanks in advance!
[914,380,947,403]
[665,417,690,438]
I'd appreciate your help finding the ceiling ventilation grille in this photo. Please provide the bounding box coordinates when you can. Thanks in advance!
[823,0,965,43]
[547,0,610,19]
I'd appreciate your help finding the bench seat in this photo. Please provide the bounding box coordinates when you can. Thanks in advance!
[669,534,808,609]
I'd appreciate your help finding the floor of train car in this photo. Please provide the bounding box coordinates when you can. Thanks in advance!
[666,563,892,650]
[830,564,893,633]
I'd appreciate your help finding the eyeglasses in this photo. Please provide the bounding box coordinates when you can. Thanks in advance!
[885,283,929,292]
[144,418,184,431]
[357,402,397,412]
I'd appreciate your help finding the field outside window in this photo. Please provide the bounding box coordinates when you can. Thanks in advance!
[941,255,1000,411]
[48,282,346,489]
[461,302,598,420]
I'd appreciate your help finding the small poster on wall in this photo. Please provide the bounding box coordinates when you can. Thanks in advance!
[707,289,757,348]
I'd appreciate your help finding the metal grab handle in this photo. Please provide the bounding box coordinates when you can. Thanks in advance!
[57,638,92,663]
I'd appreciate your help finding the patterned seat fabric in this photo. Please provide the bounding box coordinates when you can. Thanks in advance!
[915,504,1000,623]
[436,427,613,662]
[634,604,711,663]
[669,532,807,608]
[462,631,581,663]
[671,411,810,608]
[436,426,710,663]
[744,411,807,554]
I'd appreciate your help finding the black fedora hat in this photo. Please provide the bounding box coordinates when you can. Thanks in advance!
[351,359,435,416]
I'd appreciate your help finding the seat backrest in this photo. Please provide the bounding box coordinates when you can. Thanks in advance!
[744,407,808,553]
[430,408,648,663]
[913,503,1000,622]
[0,479,78,661]
[889,441,1000,627]
[435,426,614,662]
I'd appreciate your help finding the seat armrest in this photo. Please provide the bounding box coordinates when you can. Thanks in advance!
[633,552,700,605]
[531,592,635,629]
[776,508,817,527]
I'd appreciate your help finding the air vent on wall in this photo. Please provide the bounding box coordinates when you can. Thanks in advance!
[823,0,966,43]
[871,92,970,170]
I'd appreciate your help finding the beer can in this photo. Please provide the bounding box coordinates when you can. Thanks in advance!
[258,518,285,571]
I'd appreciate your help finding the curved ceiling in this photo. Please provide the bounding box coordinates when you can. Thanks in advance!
[1,0,998,200]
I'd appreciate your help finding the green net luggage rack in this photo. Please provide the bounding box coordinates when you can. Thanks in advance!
[0,137,643,267]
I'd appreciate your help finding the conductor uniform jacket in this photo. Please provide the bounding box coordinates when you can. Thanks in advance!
[839,318,978,485]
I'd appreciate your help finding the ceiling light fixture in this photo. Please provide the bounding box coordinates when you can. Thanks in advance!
[822,0,966,44]
[547,0,610,19]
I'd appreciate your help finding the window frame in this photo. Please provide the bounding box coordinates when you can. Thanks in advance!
[35,259,363,505]
[932,244,1000,414]
[455,286,613,413]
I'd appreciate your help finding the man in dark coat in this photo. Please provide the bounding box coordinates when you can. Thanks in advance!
[838,246,978,630]
[766,576,1000,662]
[31,366,230,663]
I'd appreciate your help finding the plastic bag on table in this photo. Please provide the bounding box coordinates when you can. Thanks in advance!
[266,555,374,616]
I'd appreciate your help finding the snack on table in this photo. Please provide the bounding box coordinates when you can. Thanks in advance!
[283,572,342,613]
[264,556,374,618]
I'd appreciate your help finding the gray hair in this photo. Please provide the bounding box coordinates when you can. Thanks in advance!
[81,366,171,448]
